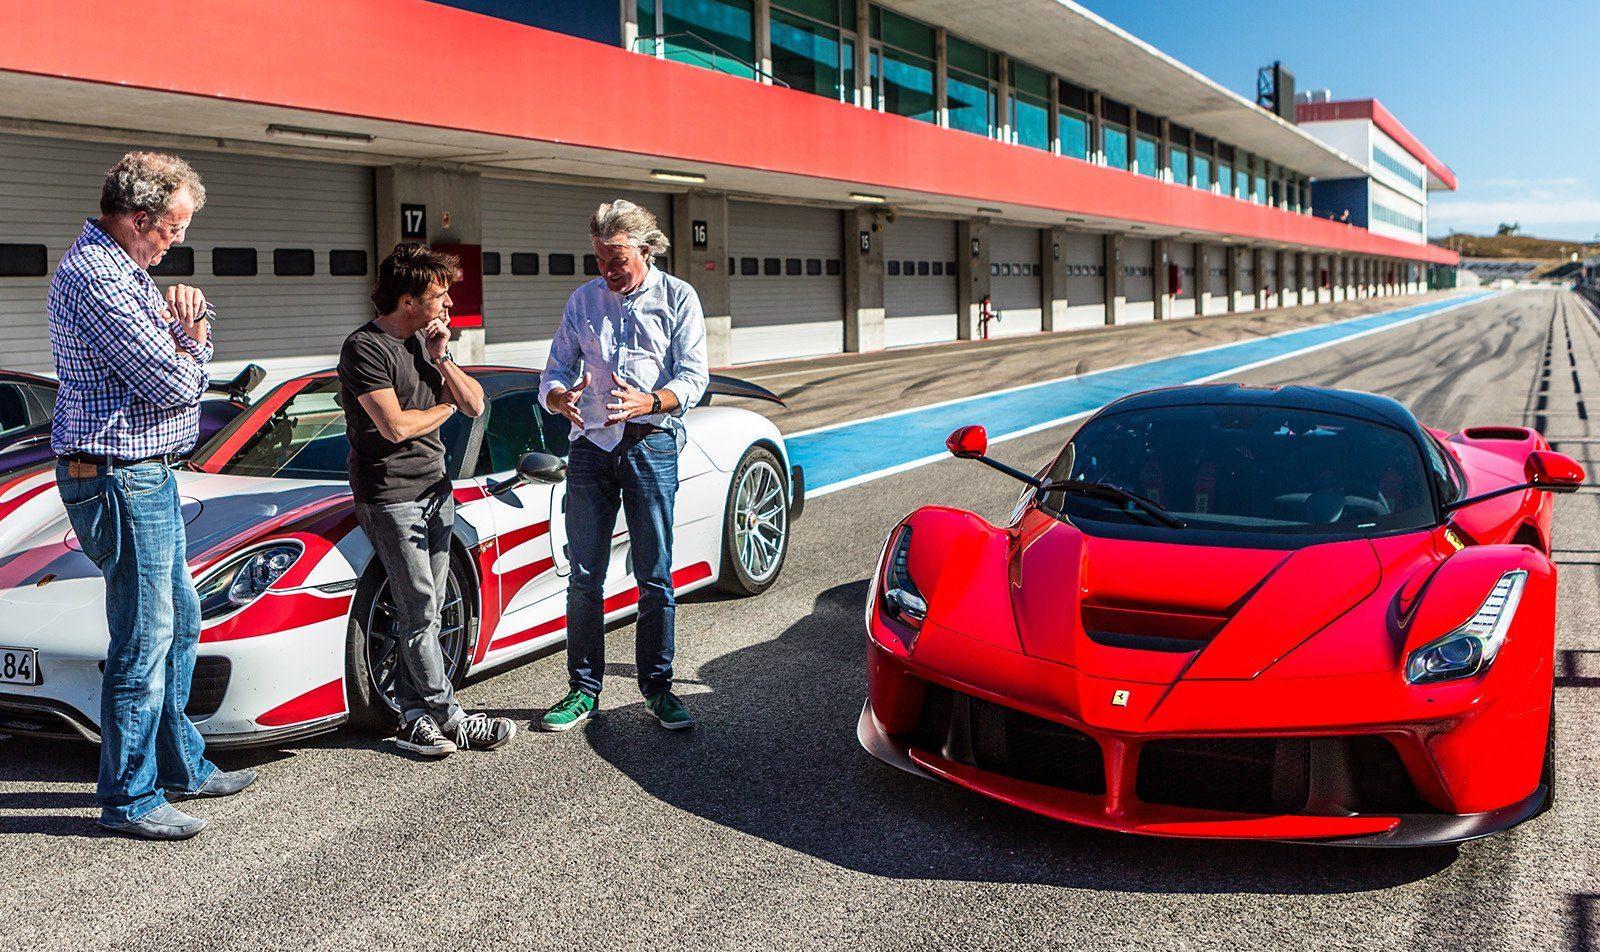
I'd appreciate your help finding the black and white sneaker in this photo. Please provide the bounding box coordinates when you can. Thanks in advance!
[395,714,457,757]
[454,712,516,751]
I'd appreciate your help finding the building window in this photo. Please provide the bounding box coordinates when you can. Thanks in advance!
[1217,163,1233,197]
[1103,124,1129,170]
[1372,202,1423,234]
[1135,135,1159,178]
[1372,145,1424,189]
[655,0,757,80]
[944,35,996,137]
[1170,148,1189,187]
[149,246,195,277]
[1193,154,1211,191]
[1008,60,1050,150]
[1057,108,1090,160]
[770,5,844,99]
[870,8,936,123]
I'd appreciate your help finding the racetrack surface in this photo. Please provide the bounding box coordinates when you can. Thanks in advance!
[1,289,1595,952]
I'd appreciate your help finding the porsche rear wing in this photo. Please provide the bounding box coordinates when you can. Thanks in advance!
[699,373,785,407]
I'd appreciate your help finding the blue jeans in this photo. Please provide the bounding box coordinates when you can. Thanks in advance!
[57,460,215,824]
[565,429,679,697]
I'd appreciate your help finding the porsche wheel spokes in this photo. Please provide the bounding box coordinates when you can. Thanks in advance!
[733,460,787,583]
[364,573,467,713]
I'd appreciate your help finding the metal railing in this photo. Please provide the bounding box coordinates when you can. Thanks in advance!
[631,31,789,88]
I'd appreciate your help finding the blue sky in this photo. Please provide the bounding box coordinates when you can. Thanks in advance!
[1080,0,1600,240]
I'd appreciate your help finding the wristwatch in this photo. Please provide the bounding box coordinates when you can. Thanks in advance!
[649,392,662,415]
[432,349,455,366]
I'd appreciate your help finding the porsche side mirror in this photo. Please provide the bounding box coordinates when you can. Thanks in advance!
[518,452,567,484]
[206,363,267,405]
[488,452,567,497]
[946,425,988,459]
[944,424,1042,488]
[1526,450,1584,492]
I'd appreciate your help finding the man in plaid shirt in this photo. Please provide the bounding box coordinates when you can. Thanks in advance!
[50,152,257,841]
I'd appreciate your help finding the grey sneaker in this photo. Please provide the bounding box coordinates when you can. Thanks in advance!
[454,712,516,751]
[99,803,206,841]
[169,768,257,801]
[395,714,456,757]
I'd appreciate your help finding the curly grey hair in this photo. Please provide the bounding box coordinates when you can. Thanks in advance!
[99,151,207,218]
[590,199,670,256]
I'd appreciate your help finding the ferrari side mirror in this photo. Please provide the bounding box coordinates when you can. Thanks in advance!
[1526,450,1584,492]
[518,452,567,484]
[946,425,989,460]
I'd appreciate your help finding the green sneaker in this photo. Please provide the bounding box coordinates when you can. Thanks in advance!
[538,690,598,732]
[645,691,694,731]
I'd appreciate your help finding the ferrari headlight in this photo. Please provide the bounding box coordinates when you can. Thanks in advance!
[1405,570,1527,685]
[197,543,302,620]
[880,525,927,642]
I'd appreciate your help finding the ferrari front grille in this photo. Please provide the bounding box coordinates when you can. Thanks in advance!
[910,684,1106,795]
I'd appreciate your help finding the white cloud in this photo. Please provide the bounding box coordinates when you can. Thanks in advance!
[1430,178,1600,239]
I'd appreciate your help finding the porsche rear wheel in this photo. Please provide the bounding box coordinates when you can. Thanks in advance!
[345,559,473,734]
[716,445,789,596]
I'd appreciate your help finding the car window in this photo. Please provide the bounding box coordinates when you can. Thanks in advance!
[0,382,44,435]
[1040,404,1436,546]
[477,388,570,475]
[1425,435,1465,504]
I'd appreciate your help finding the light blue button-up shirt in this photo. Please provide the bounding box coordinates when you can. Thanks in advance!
[538,265,709,452]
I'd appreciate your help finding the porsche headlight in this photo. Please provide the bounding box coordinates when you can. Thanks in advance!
[879,525,927,642]
[197,543,302,620]
[1405,570,1527,685]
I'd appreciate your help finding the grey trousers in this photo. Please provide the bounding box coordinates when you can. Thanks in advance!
[354,487,462,731]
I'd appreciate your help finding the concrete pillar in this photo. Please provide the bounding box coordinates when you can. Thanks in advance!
[956,218,991,340]
[1194,242,1211,316]
[854,0,871,108]
[753,0,772,83]
[1104,232,1124,325]
[670,189,732,366]
[1042,228,1067,332]
[934,28,949,128]
[1275,250,1290,307]
[996,54,1012,143]
[375,165,484,362]
[1154,238,1171,320]
[622,0,641,51]
[843,207,885,353]
[1226,244,1242,313]
[1252,247,1268,310]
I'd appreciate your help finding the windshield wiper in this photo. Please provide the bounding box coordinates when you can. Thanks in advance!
[1040,479,1187,529]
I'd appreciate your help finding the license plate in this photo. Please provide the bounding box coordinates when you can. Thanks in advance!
[0,647,39,686]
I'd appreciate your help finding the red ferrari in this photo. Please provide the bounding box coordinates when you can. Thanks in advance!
[859,383,1584,846]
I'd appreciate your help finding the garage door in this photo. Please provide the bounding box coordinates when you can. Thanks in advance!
[729,201,843,363]
[883,215,956,348]
[1122,237,1154,324]
[481,178,672,369]
[989,225,1041,337]
[1170,242,1196,318]
[1238,253,1256,312]
[1261,253,1279,308]
[1061,231,1105,330]
[1205,246,1228,314]
[0,132,374,382]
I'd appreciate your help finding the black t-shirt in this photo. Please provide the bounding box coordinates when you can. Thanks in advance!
[337,321,448,505]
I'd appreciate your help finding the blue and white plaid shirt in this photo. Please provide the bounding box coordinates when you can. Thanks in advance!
[48,219,213,458]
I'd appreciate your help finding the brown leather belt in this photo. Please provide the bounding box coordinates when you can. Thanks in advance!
[57,452,177,478]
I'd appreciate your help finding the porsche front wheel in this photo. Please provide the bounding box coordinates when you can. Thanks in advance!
[344,559,473,734]
[716,445,789,596]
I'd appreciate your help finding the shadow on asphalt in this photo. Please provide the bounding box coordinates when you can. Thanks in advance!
[569,579,1458,895]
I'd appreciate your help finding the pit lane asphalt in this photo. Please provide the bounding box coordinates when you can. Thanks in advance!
[1,289,1595,952]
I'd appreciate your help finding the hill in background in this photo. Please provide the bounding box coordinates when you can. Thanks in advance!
[1433,232,1599,260]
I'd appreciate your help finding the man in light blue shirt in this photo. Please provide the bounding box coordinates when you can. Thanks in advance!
[537,200,708,732]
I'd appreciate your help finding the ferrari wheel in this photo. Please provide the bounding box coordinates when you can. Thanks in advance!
[716,445,789,596]
[345,558,473,734]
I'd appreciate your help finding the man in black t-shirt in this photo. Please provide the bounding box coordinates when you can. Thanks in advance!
[338,243,514,757]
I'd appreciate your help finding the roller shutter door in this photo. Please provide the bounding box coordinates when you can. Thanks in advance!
[883,215,956,348]
[1121,237,1154,324]
[481,178,671,369]
[1261,254,1279,307]
[1061,231,1105,330]
[729,201,842,363]
[1238,253,1257,312]
[1170,242,1196,318]
[0,132,374,382]
[1205,247,1228,314]
[989,225,1041,337]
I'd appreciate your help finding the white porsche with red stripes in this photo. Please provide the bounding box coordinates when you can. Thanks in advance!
[0,367,800,746]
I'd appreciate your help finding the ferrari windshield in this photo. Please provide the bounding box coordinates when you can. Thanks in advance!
[194,378,471,480]
[1039,404,1436,545]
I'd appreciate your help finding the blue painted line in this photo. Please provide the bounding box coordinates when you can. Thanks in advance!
[788,292,1495,494]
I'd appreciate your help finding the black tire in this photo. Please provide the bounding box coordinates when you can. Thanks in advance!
[715,445,790,596]
[344,556,475,735]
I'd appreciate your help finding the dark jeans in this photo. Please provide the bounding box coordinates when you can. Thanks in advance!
[353,487,462,731]
[565,429,679,697]
[56,460,215,825]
